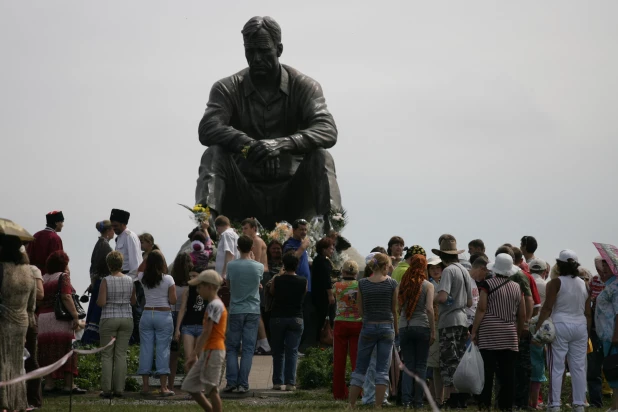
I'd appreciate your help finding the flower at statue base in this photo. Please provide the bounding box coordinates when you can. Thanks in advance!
[178,203,211,225]
[328,207,348,233]
[269,221,292,244]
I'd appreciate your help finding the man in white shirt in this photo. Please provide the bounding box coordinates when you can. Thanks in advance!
[214,215,239,278]
[110,208,143,280]
[110,208,143,344]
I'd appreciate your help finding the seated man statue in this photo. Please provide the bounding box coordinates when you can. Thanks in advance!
[195,16,342,228]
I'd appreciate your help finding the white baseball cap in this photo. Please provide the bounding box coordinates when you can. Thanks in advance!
[557,249,578,263]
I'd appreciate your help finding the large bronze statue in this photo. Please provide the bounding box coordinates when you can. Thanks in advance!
[195,16,342,228]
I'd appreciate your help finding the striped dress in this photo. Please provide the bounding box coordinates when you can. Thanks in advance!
[477,277,522,351]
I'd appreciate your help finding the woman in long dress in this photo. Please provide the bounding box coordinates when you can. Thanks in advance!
[81,220,114,344]
[39,251,87,394]
[0,235,37,411]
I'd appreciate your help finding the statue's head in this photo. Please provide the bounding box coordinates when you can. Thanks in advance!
[242,16,283,77]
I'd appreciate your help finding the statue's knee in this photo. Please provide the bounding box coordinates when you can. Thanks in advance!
[305,148,333,168]
[200,145,234,168]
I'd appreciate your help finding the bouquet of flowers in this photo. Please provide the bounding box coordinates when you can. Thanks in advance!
[306,216,326,257]
[269,221,292,244]
[328,207,348,233]
[178,203,211,225]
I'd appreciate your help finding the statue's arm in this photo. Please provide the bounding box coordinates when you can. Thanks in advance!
[198,81,253,152]
[288,80,338,153]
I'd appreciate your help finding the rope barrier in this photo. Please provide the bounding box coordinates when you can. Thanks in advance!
[0,338,116,388]
[394,349,440,412]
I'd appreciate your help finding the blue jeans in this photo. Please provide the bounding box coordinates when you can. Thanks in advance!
[225,313,260,388]
[400,326,430,406]
[137,310,173,375]
[351,323,394,388]
[270,317,303,385]
[361,347,391,404]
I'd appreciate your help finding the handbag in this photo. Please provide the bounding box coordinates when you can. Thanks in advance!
[54,273,86,321]
[319,318,333,346]
[603,344,618,381]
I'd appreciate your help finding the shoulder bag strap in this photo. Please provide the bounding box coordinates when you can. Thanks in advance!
[488,279,511,295]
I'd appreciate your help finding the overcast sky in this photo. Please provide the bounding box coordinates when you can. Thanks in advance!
[1,1,617,296]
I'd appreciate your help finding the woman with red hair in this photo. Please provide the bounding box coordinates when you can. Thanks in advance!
[38,251,86,394]
[398,254,435,409]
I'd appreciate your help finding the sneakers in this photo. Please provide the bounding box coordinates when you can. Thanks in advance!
[236,386,249,394]
[284,385,296,391]
[546,407,561,412]
[223,385,236,393]
[272,384,283,390]
[572,406,585,412]
[255,346,272,355]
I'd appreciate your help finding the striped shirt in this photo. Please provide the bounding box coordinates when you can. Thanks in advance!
[100,275,134,319]
[477,277,522,351]
[358,277,398,323]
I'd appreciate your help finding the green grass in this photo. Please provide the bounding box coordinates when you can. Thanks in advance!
[40,391,345,412]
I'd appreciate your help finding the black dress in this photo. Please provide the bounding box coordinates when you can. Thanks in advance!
[311,254,333,341]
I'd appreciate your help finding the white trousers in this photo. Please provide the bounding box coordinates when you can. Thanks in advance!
[546,322,588,407]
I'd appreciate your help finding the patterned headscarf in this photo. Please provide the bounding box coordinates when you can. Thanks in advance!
[404,245,426,259]
[398,254,428,320]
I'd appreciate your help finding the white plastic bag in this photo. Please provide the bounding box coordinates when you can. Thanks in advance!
[453,343,485,395]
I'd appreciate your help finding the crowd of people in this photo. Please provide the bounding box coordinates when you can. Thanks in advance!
[1,209,617,412]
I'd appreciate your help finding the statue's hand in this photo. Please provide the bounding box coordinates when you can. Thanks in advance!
[262,157,280,178]
[248,139,285,165]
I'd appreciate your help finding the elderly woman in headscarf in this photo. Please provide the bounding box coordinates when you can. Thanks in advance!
[398,254,435,409]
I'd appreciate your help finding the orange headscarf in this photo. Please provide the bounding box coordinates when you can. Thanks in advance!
[398,254,428,320]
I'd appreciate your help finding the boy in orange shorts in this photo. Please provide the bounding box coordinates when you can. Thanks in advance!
[182,270,227,412]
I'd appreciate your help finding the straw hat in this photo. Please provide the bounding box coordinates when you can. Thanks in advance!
[431,238,464,256]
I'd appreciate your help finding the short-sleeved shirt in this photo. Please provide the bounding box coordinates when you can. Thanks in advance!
[510,270,532,298]
[521,269,542,307]
[227,259,263,315]
[477,277,522,351]
[215,228,239,276]
[437,263,473,329]
[532,273,547,306]
[334,279,362,322]
[595,276,618,342]
[271,275,307,318]
[138,273,175,308]
[282,238,311,292]
[204,298,227,350]
[590,275,606,302]
[391,262,409,284]
[101,275,134,319]
[466,281,480,327]
[29,265,43,281]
